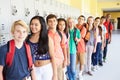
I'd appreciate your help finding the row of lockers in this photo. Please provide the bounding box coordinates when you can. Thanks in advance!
[0,0,81,46]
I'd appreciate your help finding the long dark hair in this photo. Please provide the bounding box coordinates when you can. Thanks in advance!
[29,16,48,55]
[57,18,69,38]
[98,25,103,40]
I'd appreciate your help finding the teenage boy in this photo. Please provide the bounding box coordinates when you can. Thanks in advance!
[76,15,87,80]
[103,14,113,62]
[0,20,36,80]
[46,14,67,80]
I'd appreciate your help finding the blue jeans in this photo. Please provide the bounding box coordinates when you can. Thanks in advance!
[92,42,102,66]
[103,39,109,59]
[99,50,103,64]
[67,54,76,80]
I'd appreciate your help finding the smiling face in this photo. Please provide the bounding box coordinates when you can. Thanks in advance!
[94,18,100,27]
[100,18,106,24]
[11,20,29,43]
[67,18,75,29]
[47,17,58,29]
[58,20,66,32]
[30,19,41,34]
[78,17,85,25]
[87,17,94,25]
[12,24,28,42]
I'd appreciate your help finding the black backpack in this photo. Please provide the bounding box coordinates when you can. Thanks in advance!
[73,27,77,46]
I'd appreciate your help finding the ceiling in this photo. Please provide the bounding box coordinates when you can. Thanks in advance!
[103,8,120,12]
[98,0,120,12]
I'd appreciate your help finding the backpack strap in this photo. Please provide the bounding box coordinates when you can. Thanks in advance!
[57,30,62,43]
[6,40,33,69]
[73,27,77,45]
[6,39,15,67]
[24,42,33,69]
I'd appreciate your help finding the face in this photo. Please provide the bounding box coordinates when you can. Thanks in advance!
[87,18,94,25]
[30,19,41,34]
[13,25,28,42]
[100,18,106,24]
[107,14,111,20]
[94,19,100,26]
[58,21,65,31]
[68,18,74,28]
[47,17,58,29]
[78,17,85,25]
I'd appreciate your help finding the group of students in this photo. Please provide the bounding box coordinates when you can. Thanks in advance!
[75,14,113,80]
[0,13,113,80]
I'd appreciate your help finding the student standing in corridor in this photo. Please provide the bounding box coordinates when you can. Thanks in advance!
[0,20,36,80]
[27,16,57,80]
[92,17,103,71]
[67,17,80,80]
[57,18,70,80]
[103,14,113,62]
[76,15,86,80]
[46,14,67,80]
[85,16,95,76]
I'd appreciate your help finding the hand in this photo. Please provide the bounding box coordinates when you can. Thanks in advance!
[93,48,96,53]
[63,60,67,68]
[104,42,106,47]
[67,59,70,66]
[75,38,79,43]
[101,45,104,51]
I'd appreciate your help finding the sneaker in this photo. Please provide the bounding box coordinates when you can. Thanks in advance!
[76,73,79,79]
[91,66,96,71]
[99,62,103,66]
[79,74,83,80]
[103,58,106,63]
[95,65,99,70]
[65,72,69,80]
[87,71,93,76]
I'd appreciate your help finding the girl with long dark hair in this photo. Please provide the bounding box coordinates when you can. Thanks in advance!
[27,16,57,80]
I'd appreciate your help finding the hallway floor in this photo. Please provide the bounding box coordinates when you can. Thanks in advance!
[84,30,120,80]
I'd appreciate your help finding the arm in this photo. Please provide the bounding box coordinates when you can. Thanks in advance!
[61,33,67,67]
[109,30,112,44]
[102,32,104,51]
[102,28,107,48]
[61,45,67,68]
[67,38,70,66]
[0,46,7,80]
[109,22,113,44]
[0,65,3,80]
[81,27,87,38]
[30,65,36,80]
[48,36,58,80]
[93,28,98,53]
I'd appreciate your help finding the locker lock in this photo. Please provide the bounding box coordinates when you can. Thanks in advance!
[12,6,17,16]
[25,8,30,17]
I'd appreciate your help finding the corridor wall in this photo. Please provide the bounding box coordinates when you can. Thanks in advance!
[0,0,80,46]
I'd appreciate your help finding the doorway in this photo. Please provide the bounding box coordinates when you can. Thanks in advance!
[117,18,120,29]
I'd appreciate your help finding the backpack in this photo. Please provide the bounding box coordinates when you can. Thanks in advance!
[81,23,91,43]
[3,39,33,80]
[73,27,77,45]
[6,39,33,68]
